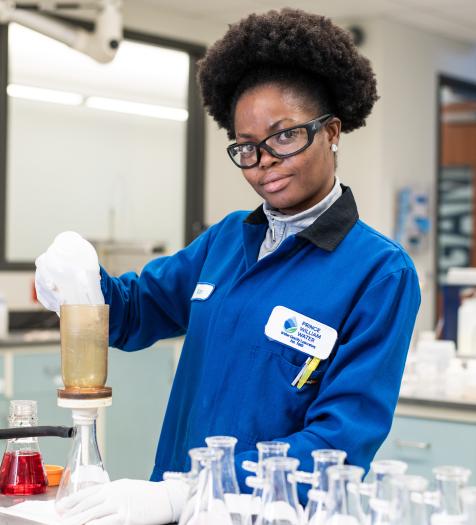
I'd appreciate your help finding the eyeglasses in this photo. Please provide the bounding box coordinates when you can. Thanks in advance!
[227,114,332,169]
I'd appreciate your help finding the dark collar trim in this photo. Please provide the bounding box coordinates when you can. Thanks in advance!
[244,185,359,252]
[244,204,267,225]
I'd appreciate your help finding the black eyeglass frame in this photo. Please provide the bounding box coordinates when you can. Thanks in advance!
[227,113,333,169]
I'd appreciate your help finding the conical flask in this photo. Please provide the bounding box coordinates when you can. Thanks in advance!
[388,474,429,525]
[243,441,290,525]
[461,487,476,525]
[371,460,408,500]
[297,449,347,524]
[55,408,109,512]
[305,488,329,525]
[296,449,347,491]
[0,400,48,495]
[325,465,366,525]
[178,447,233,525]
[255,456,303,525]
[431,466,471,524]
[205,436,242,525]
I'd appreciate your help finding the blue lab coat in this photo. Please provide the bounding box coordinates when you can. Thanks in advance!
[100,185,420,502]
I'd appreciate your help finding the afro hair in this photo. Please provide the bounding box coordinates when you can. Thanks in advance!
[197,8,378,139]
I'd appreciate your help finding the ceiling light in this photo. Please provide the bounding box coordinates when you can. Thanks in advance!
[85,96,188,121]
[7,84,83,106]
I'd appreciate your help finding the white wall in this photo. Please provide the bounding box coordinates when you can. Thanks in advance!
[336,16,476,335]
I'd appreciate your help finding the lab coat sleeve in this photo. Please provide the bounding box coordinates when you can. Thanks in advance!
[234,266,420,503]
[99,225,218,351]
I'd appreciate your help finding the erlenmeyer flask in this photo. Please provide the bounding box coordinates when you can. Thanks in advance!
[0,400,48,495]
[55,408,110,512]
[297,450,347,491]
[206,436,242,524]
[163,452,201,484]
[371,460,408,500]
[178,447,233,525]
[300,450,347,525]
[243,441,290,525]
[362,459,408,522]
[431,466,471,524]
[461,487,476,525]
[255,456,303,525]
[325,464,366,525]
[305,488,328,525]
[388,474,429,525]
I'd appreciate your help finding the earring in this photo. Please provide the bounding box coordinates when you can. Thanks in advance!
[331,144,338,152]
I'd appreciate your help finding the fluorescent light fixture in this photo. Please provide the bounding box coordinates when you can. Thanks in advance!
[7,84,83,106]
[85,96,188,121]
[6,84,188,121]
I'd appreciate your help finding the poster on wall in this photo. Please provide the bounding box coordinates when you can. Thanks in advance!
[437,165,473,285]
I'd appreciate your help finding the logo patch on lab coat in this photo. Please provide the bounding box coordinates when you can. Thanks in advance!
[265,306,337,359]
[191,283,215,301]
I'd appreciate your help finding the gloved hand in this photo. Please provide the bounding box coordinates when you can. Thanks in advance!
[35,231,104,314]
[57,478,190,525]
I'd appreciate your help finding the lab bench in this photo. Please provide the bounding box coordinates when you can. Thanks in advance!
[0,487,178,524]
[375,395,476,482]
[0,332,182,481]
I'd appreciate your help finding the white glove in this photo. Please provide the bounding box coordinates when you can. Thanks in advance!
[35,231,104,314]
[57,478,190,525]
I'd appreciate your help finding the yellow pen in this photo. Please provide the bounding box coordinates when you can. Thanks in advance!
[296,357,320,389]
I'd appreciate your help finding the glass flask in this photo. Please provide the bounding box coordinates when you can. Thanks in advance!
[325,465,366,525]
[255,456,303,525]
[178,447,233,525]
[296,450,347,490]
[388,474,429,525]
[55,408,110,512]
[205,436,242,525]
[305,488,328,525]
[370,460,408,500]
[0,400,48,495]
[60,304,109,390]
[461,487,476,525]
[243,441,290,525]
[299,450,347,525]
[430,466,471,524]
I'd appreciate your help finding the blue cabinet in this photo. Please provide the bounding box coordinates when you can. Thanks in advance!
[375,414,476,483]
[104,341,177,480]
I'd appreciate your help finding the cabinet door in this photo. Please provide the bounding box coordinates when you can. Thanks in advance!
[105,342,176,480]
[375,415,476,482]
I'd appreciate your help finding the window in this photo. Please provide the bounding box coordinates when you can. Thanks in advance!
[0,21,205,269]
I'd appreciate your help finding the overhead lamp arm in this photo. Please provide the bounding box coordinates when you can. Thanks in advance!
[0,0,122,63]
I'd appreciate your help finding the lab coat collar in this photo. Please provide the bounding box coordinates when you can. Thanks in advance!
[244,185,359,252]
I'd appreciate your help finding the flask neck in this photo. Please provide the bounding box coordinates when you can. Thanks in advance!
[7,410,40,448]
[327,467,365,521]
[264,458,300,508]
[256,441,290,477]
[205,438,239,495]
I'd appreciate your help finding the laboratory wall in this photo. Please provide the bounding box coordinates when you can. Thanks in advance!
[2,0,476,337]
[336,17,476,335]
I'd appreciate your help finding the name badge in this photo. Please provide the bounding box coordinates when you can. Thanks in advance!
[265,306,337,359]
[191,283,215,301]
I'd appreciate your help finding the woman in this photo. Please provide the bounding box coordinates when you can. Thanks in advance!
[41,8,420,525]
